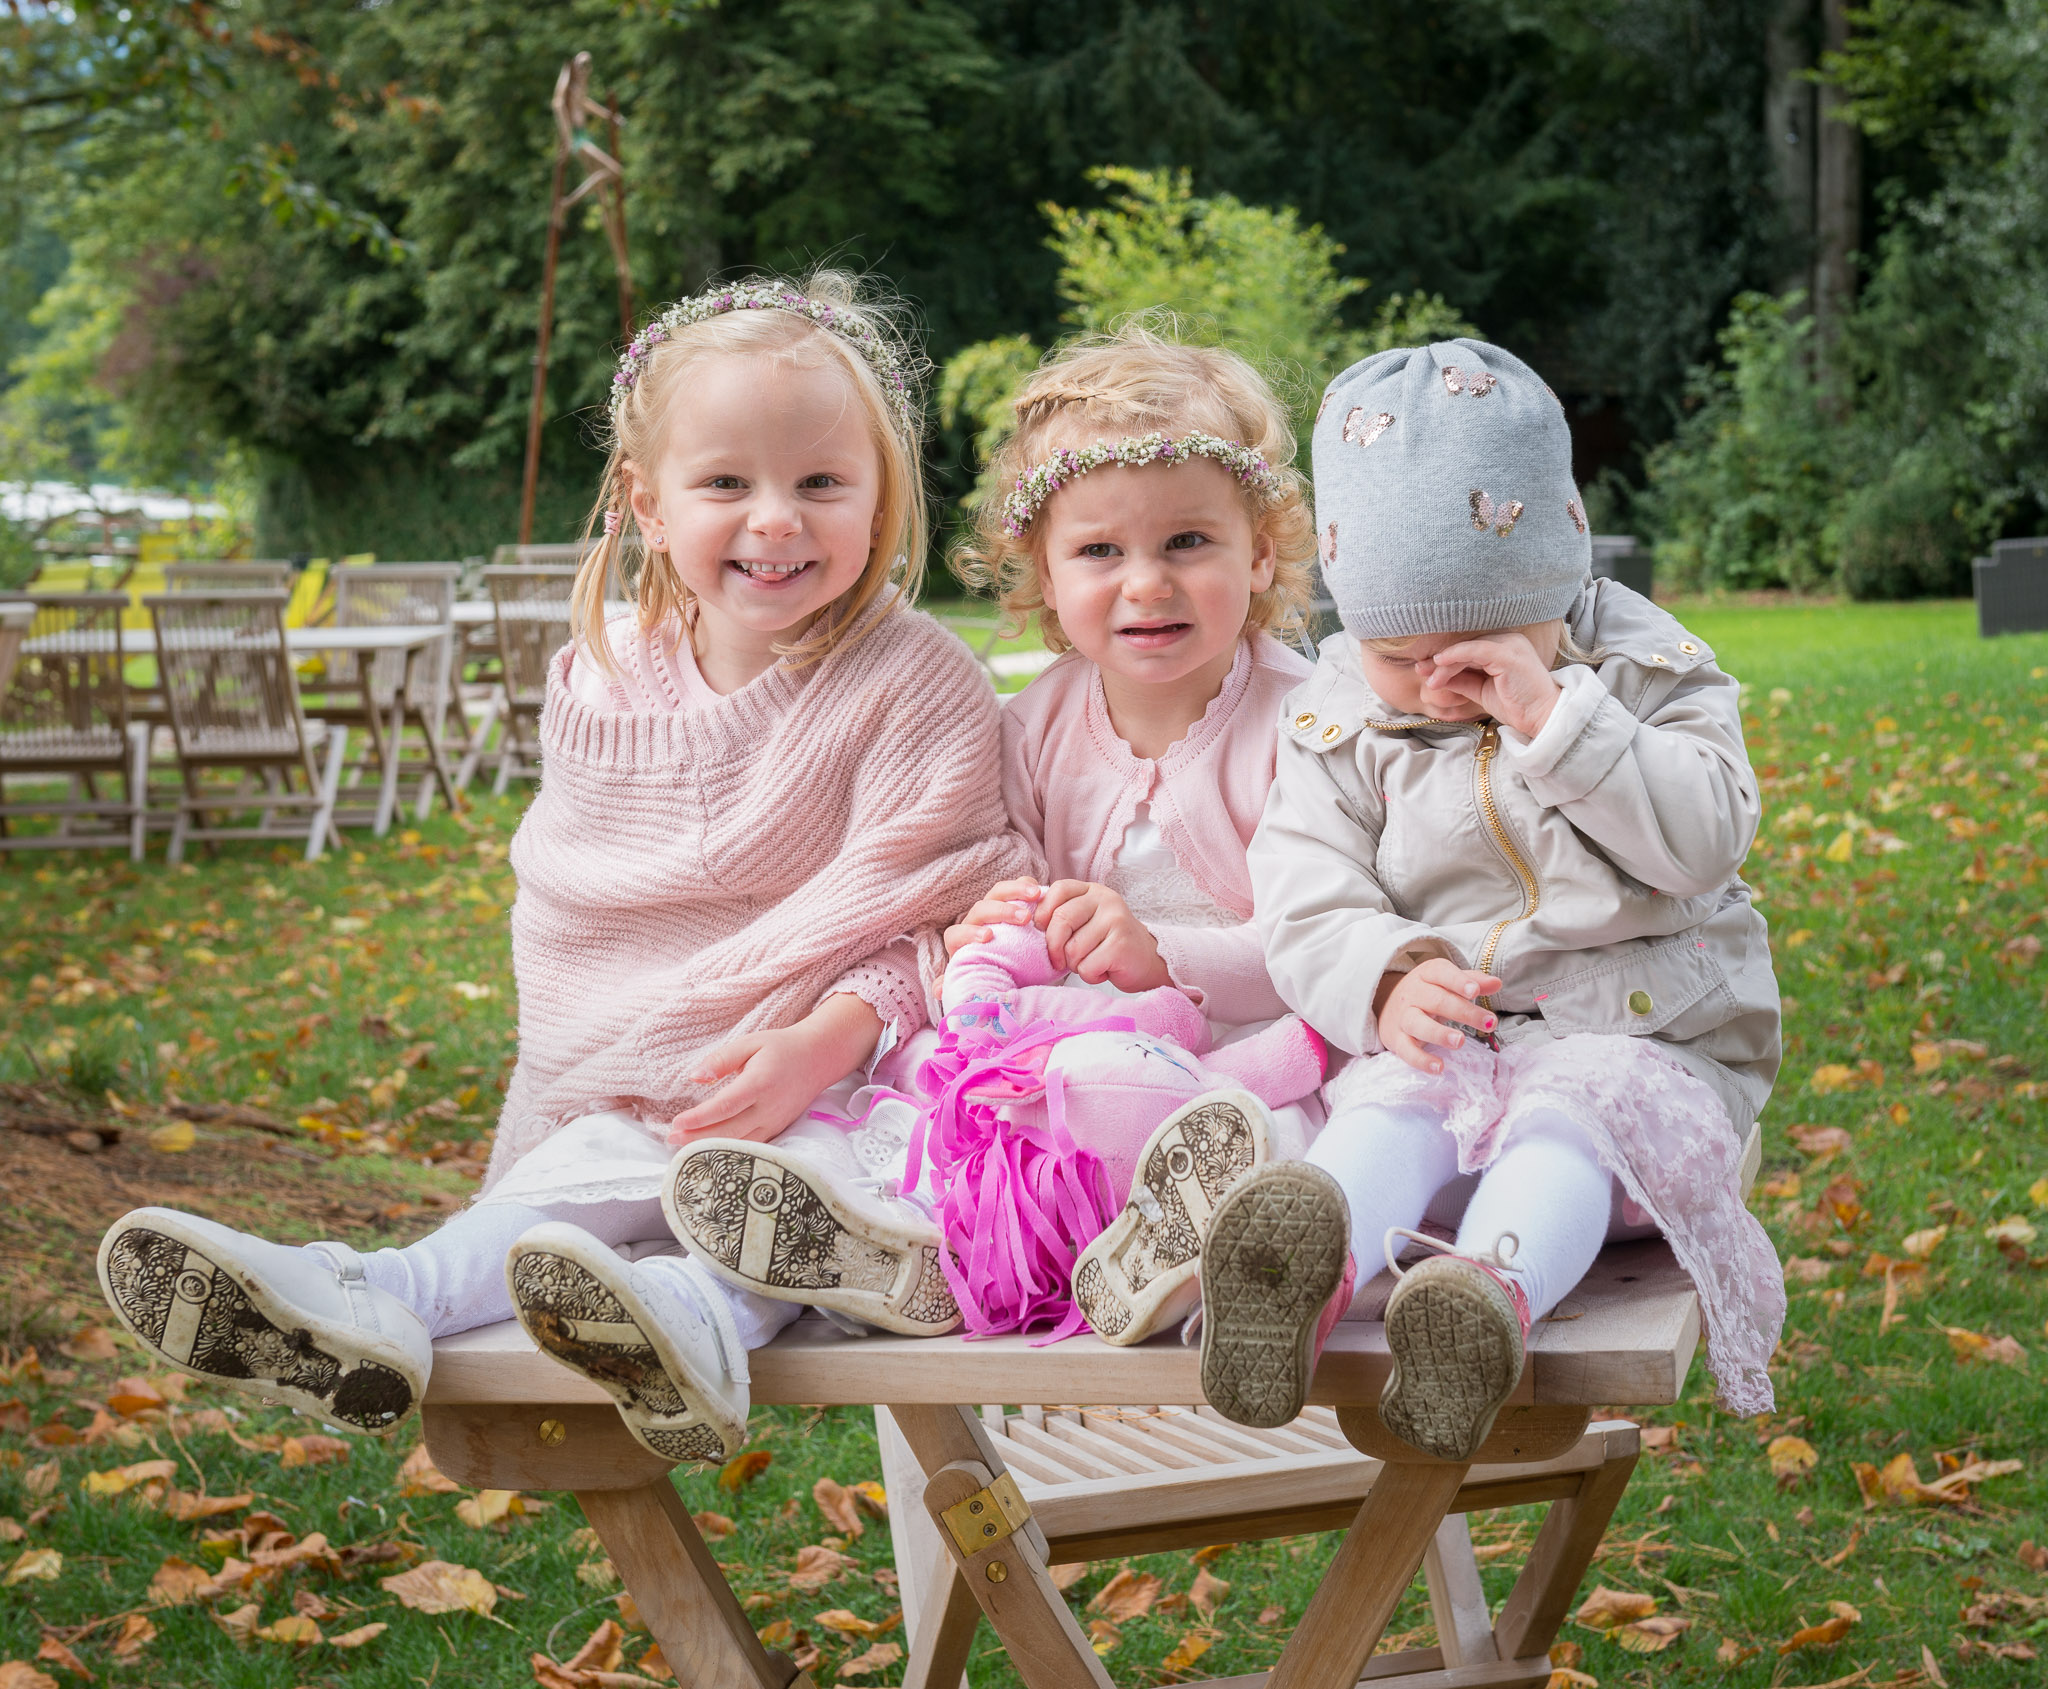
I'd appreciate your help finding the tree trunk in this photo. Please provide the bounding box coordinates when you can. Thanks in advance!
[1813,0,1862,347]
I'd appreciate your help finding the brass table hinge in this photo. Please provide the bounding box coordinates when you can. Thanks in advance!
[940,1471,1032,1556]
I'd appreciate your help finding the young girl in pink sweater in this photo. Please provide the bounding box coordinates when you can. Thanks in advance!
[663,326,1338,1348]
[95,272,1028,1464]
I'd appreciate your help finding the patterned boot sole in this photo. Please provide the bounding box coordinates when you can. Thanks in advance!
[1198,1163,1347,1428]
[665,1145,958,1335]
[96,1222,415,1433]
[1071,1092,1266,1346]
[1378,1256,1525,1462]
[507,1243,735,1467]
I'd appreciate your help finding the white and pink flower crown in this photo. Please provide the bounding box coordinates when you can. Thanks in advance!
[999,431,1284,539]
[609,279,916,437]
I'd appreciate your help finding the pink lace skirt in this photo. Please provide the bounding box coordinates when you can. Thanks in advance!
[1328,1033,1784,1415]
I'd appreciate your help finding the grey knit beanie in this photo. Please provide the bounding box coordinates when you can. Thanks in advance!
[1312,338,1590,639]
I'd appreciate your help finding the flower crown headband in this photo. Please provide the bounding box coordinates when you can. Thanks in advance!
[999,431,1284,539]
[609,280,917,437]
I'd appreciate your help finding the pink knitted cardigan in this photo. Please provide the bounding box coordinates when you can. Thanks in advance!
[1000,632,1311,1027]
[486,598,1033,1187]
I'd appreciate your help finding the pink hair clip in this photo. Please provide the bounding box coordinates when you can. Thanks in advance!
[602,510,622,536]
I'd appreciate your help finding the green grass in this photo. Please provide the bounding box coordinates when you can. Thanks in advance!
[4,599,2047,1686]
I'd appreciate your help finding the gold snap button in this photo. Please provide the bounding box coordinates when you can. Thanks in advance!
[1294,711,1317,731]
[986,1561,1009,1583]
[1627,990,1653,1016]
[1679,641,1699,654]
[1650,654,1669,665]
[1320,724,1342,743]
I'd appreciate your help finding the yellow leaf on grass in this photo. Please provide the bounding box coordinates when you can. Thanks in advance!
[278,1434,349,1467]
[0,1662,59,1689]
[1986,1216,2039,1247]
[1901,1226,1948,1259]
[1548,1671,1599,1689]
[1767,1436,1820,1487]
[1089,1568,1163,1623]
[149,1554,213,1605]
[1716,1639,1760,1667]
[58,1325,118,1362]
[1614,1614,1691,1653]
[813,1609,900,1640]
[1778,1601,1860,1655]
[848,1480,886,1519]
[255,1614,322,1647]
[381,1558,498,1616]
[1160,1632,1215,1676]
[1911,1043,1944,1074]
[213,1603,262,1646]
[110,1615,154,1662]
[1808,1063,1857,1095]
[1789,1125,1853,1159]
[32,1638,87,1679]
[396,1443,460,1495]
[812,1478,865,1538]
[788,1545,854,1592]
[147,1120,196,1153]
[1574,1587,1657,1630]
[638,1640,675,1681]
[84,1458,177,1496]
[2028,1176,2048,1209]
[1049,1562,1090,1590]
[692,1510,735,1541]
[2,1548,61,1586]
[837,1641,903,1679]
[22,1463,58,1500]
[1189,1566,1230,1618]
[719,1449,773,1493]
[328,1622,388,1648]
[454,1488,522,1528]
[1823,829,1855,863]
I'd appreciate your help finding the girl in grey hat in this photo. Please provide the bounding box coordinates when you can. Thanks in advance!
[1193,339,1786,1458]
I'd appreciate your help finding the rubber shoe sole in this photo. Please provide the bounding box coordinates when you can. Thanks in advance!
[507,1229,741,1467]
[663,1141,960,1335]
[1198,1163,1348,1427]
[95,1211,421,1435]
[1378,1255,1526,1461]
[1072,1090,1269,1345]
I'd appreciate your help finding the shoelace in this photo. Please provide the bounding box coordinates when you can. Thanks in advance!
[1383,1225,1521,1281]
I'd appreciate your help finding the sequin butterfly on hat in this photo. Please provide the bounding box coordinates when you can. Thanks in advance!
[1342,408,1395,449]
[1469,490,1524,536]
[1566,497,1587,534]
[1441,366,1498,398]
[1321,521,1338,564]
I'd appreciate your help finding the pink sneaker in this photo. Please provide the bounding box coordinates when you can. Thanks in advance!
[1197,1163,1350,1428]
[1377,1229,1532,1462]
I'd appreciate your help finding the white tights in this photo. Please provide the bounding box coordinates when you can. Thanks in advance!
[1305,1103,1624,1319]
[325,1196,798,1348]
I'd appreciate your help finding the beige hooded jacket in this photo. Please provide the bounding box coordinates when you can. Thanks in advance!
[1249,578,1780,1135]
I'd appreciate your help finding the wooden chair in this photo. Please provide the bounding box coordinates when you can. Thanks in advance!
[0,593,147,861]
[423,1221,1731,1689]
[309,563,461,826]
[483,564,577,793]
[164,562,294,593]
[146,590,346,863]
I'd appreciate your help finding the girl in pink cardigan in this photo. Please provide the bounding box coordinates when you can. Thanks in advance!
[96,272,1029,1465]
[665,326,1341,1349]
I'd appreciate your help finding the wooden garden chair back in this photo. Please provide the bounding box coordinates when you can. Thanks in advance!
[164,562,294,593]
[146,590,345,863]
[483,563,577,792]
[0,592,146,861]
[321,563,461,821]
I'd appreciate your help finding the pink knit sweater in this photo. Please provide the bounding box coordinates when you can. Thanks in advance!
[486,597,1033,1186]
[1000,632,1312,1026]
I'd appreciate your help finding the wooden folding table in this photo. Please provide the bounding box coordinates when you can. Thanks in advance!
[423,1238,1699,1689]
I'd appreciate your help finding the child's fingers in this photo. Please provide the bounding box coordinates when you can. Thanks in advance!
[985,877,1042,904]
[1063,914,1123,983]
[688,1036,760,1084]
[1031,880,1093,932]
[1040,890,1098,969]
[942,922,986,957]
[1409,982,1496,1032]
[671,1078,758,1136]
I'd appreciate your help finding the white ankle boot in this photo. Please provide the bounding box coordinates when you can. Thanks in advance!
[507,1224,751,1465]
[96,1208,431,1434]
[663,1137,960,1336]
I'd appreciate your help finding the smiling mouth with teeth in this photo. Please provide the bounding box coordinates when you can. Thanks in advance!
[731,560,813,580]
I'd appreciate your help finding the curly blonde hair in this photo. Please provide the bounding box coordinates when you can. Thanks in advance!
[952,322,1316,653]
[571,268,929,670]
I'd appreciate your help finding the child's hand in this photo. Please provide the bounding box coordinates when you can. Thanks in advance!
[1035,880,1171,992]
[670,994,883,1143]
[943,878,1043,957]
[1423,632,1562,738]
[1375,960,1503,1073]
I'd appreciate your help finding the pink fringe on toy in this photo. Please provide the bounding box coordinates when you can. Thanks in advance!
[904,1004,1133,1342]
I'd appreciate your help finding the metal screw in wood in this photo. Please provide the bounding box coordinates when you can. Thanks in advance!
[538,1418,567,1446]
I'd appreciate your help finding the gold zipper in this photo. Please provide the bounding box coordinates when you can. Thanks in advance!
[1473,722,1540,997]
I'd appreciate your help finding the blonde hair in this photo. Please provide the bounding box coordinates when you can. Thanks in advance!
[952,322,1316,653]
[571,268,929,669]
